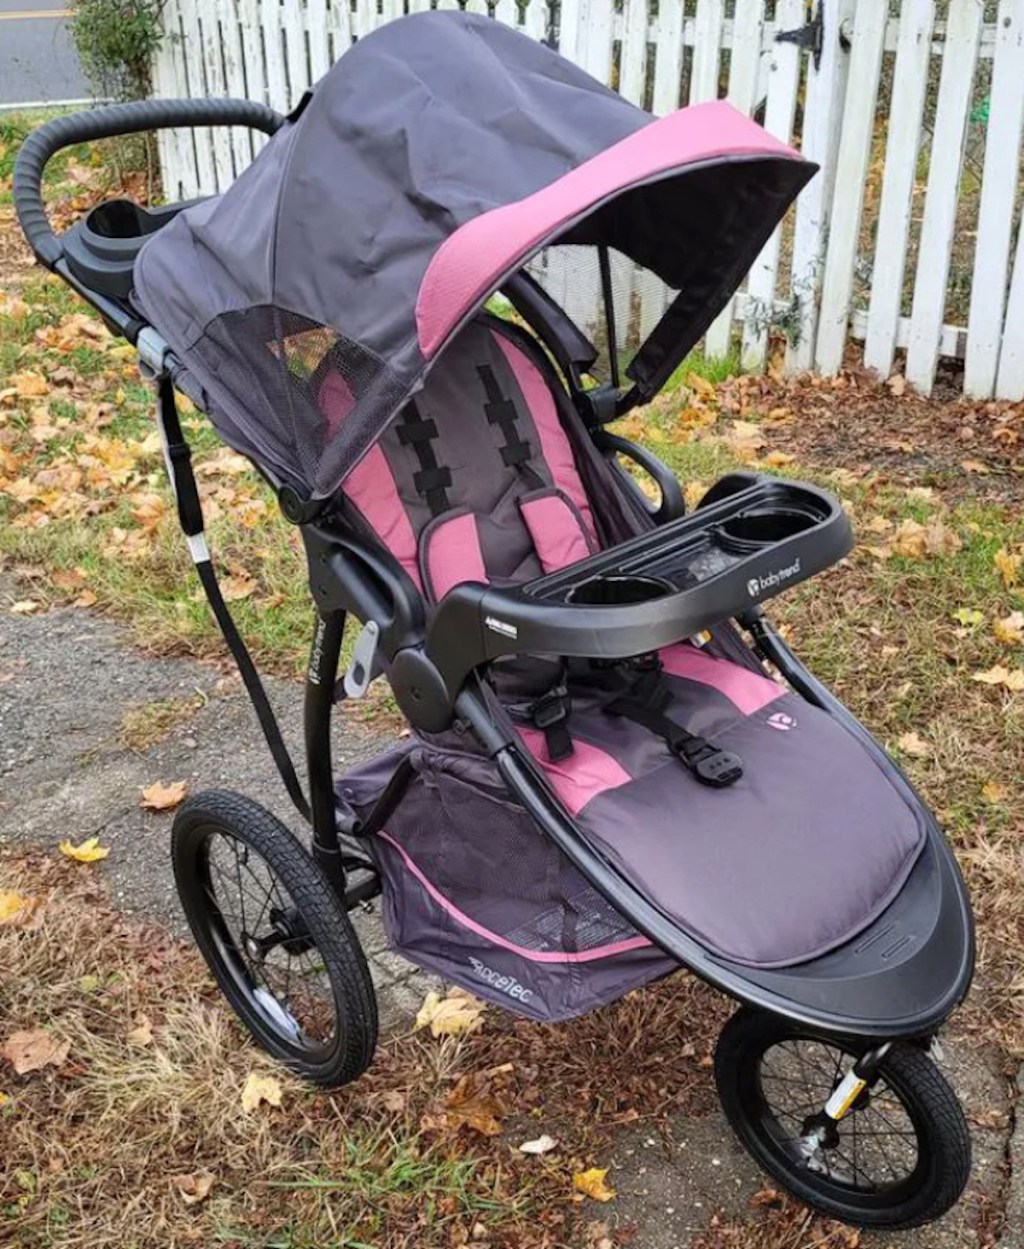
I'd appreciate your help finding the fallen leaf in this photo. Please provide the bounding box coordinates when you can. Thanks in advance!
[982,780,1008,803]
[10,600,40,615]
[445,1071,506,1137]
[415,987,486,1038]
[972,665,1024,692]
[377,1089,407,1113]
[9,371,50,399]
[761,450,795,468]
[58,836,110,863]
[171,1171,215,1205]
[952,607,984,628]
[241,1071,282,1112]
[0,1092,9,1109]
[126,1015,154,1047]
[573,1167,616,1203]
[519,1134,558,1155]
[220,573,257,602]
[0,892,38,927]
[891,518,962,559]
[995,547,1021,588]
[994,611,1024,645]
[1,1029,70,1075]
[961,459,990,475]
[141,781,188,812]
[897,731,931,758]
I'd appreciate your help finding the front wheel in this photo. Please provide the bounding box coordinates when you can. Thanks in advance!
[172,789,378,1086]
[714,1008,970,1230]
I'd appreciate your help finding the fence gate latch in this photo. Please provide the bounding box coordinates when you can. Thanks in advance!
[775,2,824,71]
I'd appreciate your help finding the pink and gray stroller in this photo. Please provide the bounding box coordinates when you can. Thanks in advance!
[15,11,973,1229]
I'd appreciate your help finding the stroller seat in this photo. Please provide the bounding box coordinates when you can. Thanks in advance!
[333,317,926,970]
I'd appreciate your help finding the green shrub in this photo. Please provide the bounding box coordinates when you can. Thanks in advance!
[69,0,167,102]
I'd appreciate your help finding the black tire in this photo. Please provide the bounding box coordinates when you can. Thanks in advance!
[172,789,377,1086]
[714,1008,970,1230]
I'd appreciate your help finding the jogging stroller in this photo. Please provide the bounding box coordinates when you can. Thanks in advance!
[15,11,974,1230]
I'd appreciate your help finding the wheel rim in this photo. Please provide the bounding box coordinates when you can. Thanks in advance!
[198,830,341,1061]
[751,1037,929,1209]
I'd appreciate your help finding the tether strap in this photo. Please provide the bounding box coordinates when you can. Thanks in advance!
[157,377,311,822]
[607,664,743,789]
[477,363,544,489]
[398,401,451,516]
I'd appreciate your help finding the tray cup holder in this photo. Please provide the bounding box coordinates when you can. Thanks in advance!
[716,504,820,556]
[567,574,675,606]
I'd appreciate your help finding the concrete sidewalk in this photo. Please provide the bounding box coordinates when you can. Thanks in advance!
[1,578,1019,1248]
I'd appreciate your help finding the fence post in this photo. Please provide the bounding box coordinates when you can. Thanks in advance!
[813,0,887,376]
[786,0,855,376]
[966,0,1024,398]
[905,0,984,395]
[740,0,804,372]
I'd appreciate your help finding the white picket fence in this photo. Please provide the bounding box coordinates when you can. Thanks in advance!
[151,0,1024,400]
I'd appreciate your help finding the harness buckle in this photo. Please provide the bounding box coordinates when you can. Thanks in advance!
[677,739,744,788]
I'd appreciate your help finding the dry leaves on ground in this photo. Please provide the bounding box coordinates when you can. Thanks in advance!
[573,1167,616,1203]
[141,781,189,812]
[171,1171,216,1205]
[443,1067,510,1137]
[240,1071,283,1113]
[0,891,38,926]
[972,665,1024,692]
[896,731,931,758]
[519,1134,558,1155]
[58,837,110,863]
[415,987,486,1038]
[2,1028,71,1075]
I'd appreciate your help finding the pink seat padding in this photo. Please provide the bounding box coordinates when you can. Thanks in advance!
[424,511,488,601]
[342,442,423,592]
[518,726,631,815]
[520,493,592,574]
[494,333,596,540]
[660,643,783,716]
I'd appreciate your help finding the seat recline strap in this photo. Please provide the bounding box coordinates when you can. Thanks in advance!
[607,662,744,789]
[477,362,544,489]
[156,376,312,822]
[399,400,452,516]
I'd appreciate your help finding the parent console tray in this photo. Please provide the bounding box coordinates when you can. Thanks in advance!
[426,473,853,698]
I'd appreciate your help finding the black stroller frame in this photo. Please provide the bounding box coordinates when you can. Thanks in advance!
[14,84,975,1232]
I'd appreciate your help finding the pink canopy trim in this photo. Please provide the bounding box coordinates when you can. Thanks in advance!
[416,101,801,357]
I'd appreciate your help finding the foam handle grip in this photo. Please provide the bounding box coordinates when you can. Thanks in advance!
[13,97,284,269]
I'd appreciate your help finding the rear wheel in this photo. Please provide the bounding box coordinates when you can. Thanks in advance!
[714,1008,970,1229]
[172,789,377,1086]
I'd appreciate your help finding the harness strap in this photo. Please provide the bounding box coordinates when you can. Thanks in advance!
[607,663,743,789]
[398,401,451,516]
[156,377,312,822]
[477,363,544,490]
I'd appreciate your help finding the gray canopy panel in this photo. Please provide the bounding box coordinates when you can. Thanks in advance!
[134,11,814,498]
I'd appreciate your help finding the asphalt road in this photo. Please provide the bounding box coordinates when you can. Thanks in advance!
[0,0,89,107]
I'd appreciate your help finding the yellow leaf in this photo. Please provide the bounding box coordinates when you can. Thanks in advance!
[891,518,961,559]
[0,1091,9,1109]
[59,837,110,863]
[415,988,486,1038]
[972,665,1024,692]
[126,1015,154,1047]
[761,450,795,468]
[995,547,1022,588]
[172,1171,216,1205]
[573,1168,616,1203]
[241,1071,283,1112]
[1,1029,70,1075]
[141,781,188,812]
[897,732,931,758]
[0,892,38,927]
[9,372,50,399]
[982,780,1008,803]
[994,612,1024,645]
[952,607,984,628]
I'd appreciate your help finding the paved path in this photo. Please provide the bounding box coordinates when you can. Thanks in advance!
[0,576,1019,1247]
[0,0,88,107]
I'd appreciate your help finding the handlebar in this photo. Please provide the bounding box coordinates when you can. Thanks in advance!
[13,96,284,270]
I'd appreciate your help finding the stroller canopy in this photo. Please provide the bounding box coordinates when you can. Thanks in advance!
[134,11,814,499]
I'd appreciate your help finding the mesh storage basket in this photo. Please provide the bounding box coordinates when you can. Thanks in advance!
[338,743,677,1022]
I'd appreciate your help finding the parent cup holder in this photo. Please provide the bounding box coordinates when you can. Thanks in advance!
[716,503,821,556]
[567,574,674,606]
